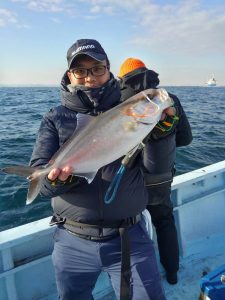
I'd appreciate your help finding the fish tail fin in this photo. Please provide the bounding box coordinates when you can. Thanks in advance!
[1,165,36,178]
[1,165,45,205]
[26,177,43,205]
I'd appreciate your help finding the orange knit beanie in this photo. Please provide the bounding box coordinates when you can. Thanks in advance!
[118,58,146,78]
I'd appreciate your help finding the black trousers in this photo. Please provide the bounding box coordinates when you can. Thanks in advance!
[146,181,179,274]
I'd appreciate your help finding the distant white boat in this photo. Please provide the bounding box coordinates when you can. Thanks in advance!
[206,74,217,86]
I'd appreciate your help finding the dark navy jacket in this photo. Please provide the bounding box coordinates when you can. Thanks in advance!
[30,73,148,236]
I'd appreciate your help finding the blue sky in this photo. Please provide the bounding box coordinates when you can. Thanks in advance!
[0,0,225,86]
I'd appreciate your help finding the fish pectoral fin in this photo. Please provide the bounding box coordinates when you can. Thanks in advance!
[74,172,97,183]
[1,165,37,178]
[26,177,43,205]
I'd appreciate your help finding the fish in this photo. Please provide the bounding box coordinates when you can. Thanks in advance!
[1,88,173,204]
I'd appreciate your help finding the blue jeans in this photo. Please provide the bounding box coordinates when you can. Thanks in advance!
[52,219,166,300]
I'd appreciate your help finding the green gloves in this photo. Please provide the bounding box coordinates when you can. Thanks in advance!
[150,112,179,140]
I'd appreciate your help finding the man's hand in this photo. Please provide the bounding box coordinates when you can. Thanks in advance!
[48,166,73,182]
[149,106,179,141]
[160,106,176,120]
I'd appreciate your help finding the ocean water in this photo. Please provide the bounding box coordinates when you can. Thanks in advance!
[0,86,225,231]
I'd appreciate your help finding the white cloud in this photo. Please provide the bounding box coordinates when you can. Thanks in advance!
[81,0,225,55]
[84,15,98,20]
[16,23,30,28]
[0,8,18,27]
[103,6,114,14]
[51,17,61,23]
[90,5,114,14]
[0,8,30,29]
[7,0,225,55]
[28,0,64,12]
[11,0,28,2]
[130,1,225,55]
[90,5,101,13]
[11,0,75,14]
[79,0,148,13]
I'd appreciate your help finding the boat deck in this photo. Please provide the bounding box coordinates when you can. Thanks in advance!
[1,160,225,300]
[163,233,225,299]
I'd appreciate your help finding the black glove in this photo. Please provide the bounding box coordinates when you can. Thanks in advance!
[47,175,81,186]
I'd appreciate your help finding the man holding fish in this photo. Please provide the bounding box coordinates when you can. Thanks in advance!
[3,39,172,299]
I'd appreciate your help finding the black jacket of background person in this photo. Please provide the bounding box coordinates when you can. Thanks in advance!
[29,72,149,237]
[119,67,193,191]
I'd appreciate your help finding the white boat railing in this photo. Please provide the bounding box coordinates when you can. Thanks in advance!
[172,160,225,257]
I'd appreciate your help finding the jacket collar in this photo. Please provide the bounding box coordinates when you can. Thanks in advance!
[60,71,121,115]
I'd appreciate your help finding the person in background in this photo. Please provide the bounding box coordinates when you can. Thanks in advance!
[118,58,193,284]
[30,40,166,300]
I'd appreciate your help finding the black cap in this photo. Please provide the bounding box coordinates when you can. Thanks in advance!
[67,39,108,69]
